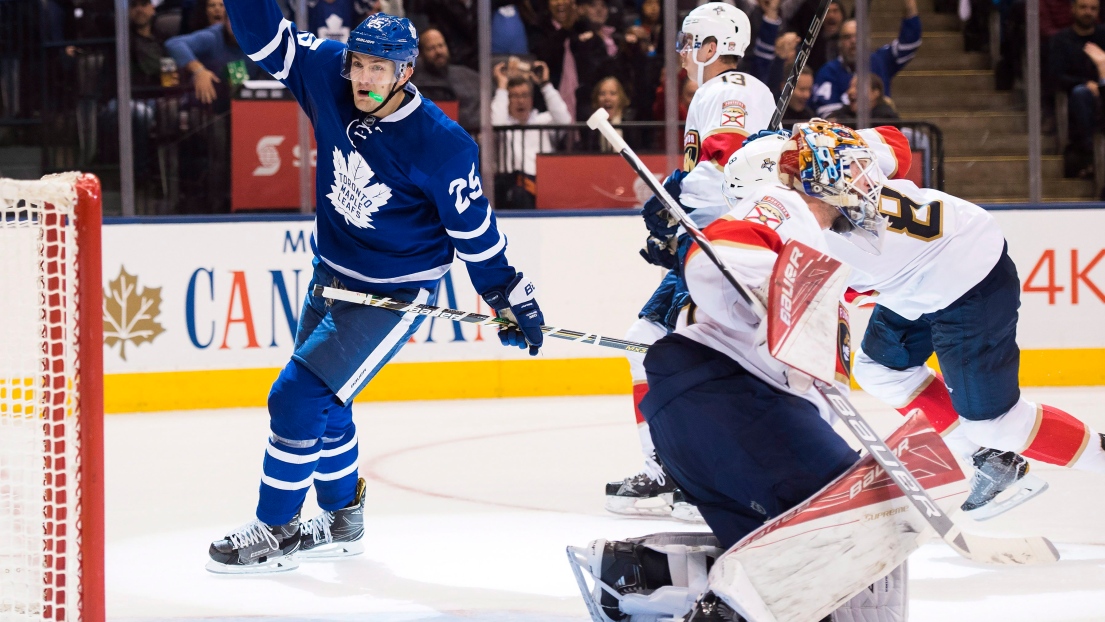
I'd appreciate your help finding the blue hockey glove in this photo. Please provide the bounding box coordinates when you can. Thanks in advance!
[639,234,678,270]
[641,169,689,239]
[743,129,790,148]
[483,273,544,356]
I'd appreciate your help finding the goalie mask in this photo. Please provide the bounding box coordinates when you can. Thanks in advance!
[780,119,887,254]
[676,3,751,87]
[722,133,788,210]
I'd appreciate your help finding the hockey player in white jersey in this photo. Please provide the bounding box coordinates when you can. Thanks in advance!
[819,136,1105,495]
[606,1,778,518]
[576,122,910,622]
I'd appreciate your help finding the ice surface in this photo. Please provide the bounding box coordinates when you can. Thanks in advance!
[106,389,1105,621]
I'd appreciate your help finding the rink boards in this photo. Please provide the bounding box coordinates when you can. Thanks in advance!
[82,208,1105,412]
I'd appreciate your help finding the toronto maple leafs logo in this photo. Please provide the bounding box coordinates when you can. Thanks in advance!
[327,148,392,229]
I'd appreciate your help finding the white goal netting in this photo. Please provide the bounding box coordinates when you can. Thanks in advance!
[0,173,94,622]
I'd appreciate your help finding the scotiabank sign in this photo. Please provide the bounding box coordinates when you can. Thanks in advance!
[230,100,317,211]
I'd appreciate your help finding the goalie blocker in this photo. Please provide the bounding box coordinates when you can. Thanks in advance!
[568,411,968,622]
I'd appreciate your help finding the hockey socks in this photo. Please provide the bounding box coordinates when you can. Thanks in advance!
[314,427,361,511]
[894,371,959,434]
[960,400,1105,473]
[257,435,321,526]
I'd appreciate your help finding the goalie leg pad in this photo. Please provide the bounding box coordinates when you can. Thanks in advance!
[830,562,908,622]
[641,334,860,549]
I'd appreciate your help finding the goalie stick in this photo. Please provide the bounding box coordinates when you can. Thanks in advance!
[312,285,650,354]
[587,109,1059,566]
[769,0,834,130]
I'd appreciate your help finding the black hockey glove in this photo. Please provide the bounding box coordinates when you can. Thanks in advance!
[483,273,544,356]
[639,234,678,269]
[641,169,690,239]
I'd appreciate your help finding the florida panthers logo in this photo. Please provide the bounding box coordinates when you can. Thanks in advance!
[683,130,701,172]
[327,148,392,229]
[761,157,776,172]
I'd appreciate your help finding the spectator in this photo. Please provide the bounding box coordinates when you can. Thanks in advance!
[586,75,643,151]
[782,66,817,124]
[413,0,478,68]
[491,60,571,208]
[742,0,784,85]
[529,0,613,120]
[621,0,663,120]
[129,0,166,87]
[412,28,481,132]
[1052,0,1105,178]
[186,0,225,33]
[828,74,899,124]
[492,0,537,54]
[811,0,920,117]
[782,0,844,73]
[580,0,619,56]
[166,15,259,108]
[307,0,373,43]
[166,16,259,212]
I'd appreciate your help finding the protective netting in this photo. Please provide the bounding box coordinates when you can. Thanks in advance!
[0,173,84,621]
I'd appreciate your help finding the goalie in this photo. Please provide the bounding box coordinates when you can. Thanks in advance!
[570,122,920,622]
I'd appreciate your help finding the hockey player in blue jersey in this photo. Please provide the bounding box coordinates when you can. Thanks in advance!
[207,4,544,573]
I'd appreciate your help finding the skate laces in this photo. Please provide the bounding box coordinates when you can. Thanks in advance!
[301,511,335,544]
[227,520,280,550]
[639,458,666,486]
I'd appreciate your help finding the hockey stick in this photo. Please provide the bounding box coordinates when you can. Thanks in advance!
[587,110,1059,566]
[312,285,650,354]
[769,0,833,130]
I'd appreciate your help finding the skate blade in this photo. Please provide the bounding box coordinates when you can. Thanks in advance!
[296,540,365,560]
[205,555,299,574]
[604,493,674,517]
[965,474,1050,522]
[671,503,706,524]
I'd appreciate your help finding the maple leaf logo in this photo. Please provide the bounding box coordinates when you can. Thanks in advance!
[102,266,165,361]
[326,147,392,229]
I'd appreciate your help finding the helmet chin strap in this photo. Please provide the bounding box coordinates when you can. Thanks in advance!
[362,77,409,117]
[693,46,721,86]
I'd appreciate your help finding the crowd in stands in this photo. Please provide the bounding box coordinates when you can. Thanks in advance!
[43,0,1105,208]
[9,0,928,210]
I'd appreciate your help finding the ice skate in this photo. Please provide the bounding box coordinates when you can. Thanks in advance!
[298,477,367,559]
[671,489,706,524]
[961,448,1049,521]
[568,533,722,622]
[206,517,301,574]
[684,592,742,621]
[605,457,678,517]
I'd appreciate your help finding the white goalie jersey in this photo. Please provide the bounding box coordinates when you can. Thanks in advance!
[676,184,842,418]
[680,70,776,227]
[826,178,1006,320]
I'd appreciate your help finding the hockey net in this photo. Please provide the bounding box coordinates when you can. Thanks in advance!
[0,173,104,622]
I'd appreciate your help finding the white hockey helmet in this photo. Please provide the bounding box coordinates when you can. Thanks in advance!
[677,2,752,86]
[723,133,788,210]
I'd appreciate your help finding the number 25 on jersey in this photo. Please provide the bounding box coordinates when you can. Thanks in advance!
[449,164,484,214]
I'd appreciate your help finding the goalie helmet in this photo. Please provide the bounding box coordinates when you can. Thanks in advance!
[342,13,419,82]
[780,119,887,254]
[677,3,751,87]
[722,133,789,210]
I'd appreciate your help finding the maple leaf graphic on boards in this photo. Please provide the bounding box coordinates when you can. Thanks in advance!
[327,147,392,229]
[102,266,165,361]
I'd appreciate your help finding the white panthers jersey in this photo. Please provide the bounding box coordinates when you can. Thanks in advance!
[826,179,1006,320]
[680,70,776,227]
[677,184,842,421]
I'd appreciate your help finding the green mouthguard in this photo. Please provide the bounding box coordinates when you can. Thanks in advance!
[368,91,384,102]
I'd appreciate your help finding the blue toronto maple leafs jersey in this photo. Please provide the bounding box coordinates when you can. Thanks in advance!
[225,0,516,296]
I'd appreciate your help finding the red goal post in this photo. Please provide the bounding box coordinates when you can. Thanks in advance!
[0,173,104,622]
